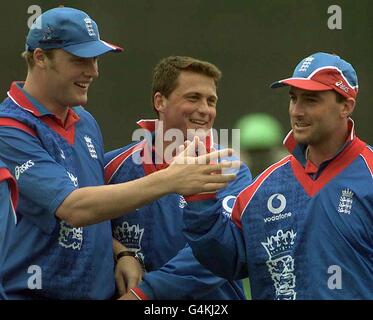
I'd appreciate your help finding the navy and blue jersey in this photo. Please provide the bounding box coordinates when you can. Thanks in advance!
[0,82,114,299]
[304,144,373,299]
[104,120,251,300]
[184,119,373,299]
[0,162,18,300]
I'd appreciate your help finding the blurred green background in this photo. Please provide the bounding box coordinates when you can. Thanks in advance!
[1,0,372,151]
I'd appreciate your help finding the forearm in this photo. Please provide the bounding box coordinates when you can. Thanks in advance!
[57,148,238,227]
[56,170,171,227]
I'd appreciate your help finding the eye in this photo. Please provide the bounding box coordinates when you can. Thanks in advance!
[207,98,217,107]
[187,95,199,102]
[306,97,317,103]
[73,58,85,65]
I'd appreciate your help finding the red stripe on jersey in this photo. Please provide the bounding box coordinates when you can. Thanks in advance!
[104,141,145,184]
[8,82,41,116]
[283,130,297,153]
[0,168,19,223]
[131,287,149,300]
[8,83,80,145]
[0,118,37,137]
[231,156,291,229]
[291,137,366,196]
[137,119,157,132]
[41,116,77,145]
[185,193,216,202]
[360,146,373,178]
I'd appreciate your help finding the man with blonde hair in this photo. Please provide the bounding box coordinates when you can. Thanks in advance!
[0,8,236,299]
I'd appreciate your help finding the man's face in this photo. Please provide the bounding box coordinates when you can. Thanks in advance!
[44,49,99,109]
[158,71,218,137]
[289,87,346,146]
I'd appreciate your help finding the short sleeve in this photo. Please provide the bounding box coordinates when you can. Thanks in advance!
[0,127,77,233]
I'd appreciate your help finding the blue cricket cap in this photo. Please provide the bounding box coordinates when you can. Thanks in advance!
[26,7,123,58]
[271,52,358,99]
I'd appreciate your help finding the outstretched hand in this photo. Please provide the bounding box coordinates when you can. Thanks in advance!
[165,136,241,196]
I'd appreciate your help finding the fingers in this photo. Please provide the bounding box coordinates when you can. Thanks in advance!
[173,137,198,164]
[197,140,207,156]
[115,273,126,296]
[184,136,199,157]
[118,291,140,300]
[197,148,234,164]
[204,173,237,183]
[126,277,138,293]
[204,160,242,173]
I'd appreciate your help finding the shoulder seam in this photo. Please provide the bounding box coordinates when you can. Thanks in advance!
[0,117,37,137]
[104,141,145,184]
[360,146,373,179]
[232,155,291,227]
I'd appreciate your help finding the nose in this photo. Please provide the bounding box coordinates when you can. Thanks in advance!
[289,99,305,117]
[197,98,210,115]
[84,58,99,78]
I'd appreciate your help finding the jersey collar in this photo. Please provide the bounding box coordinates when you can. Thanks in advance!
[7,81,80,129]
[283,119,366,196]
[284,118,356,169]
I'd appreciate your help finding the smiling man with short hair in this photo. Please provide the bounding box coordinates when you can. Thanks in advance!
[183,52,373,299]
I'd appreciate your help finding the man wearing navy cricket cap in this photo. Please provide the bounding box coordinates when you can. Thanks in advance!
[0,7,238,299]
[183,52,373,299]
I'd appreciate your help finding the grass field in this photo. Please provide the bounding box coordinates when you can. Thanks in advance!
[243,278,252,300]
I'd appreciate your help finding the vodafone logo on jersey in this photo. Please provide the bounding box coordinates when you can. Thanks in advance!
[264,193,292,223]
[222,195,236,218]
[267,194,286,214]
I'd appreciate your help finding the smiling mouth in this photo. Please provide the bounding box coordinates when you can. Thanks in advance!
[294,121,310,129]
[74,82,89,89]
[190,119,208,126]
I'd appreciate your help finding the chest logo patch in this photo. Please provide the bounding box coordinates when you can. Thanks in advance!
[338,189,354,214]
[261,229,297,300]
[84,135,98,159]
[58,221,83,250]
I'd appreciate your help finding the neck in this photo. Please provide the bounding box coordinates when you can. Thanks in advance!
[307,124,349,167]
[23,73,69,123]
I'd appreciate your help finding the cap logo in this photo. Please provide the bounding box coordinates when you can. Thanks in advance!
[335,80,349,93]
[42,26,54,41]
[298,56,315,72]
[39,25,63,45]
[84,18,96,37]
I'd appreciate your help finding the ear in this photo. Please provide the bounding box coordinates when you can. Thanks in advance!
[154,92,166,114]
[341,98,356,118]
[33,48,48,69]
